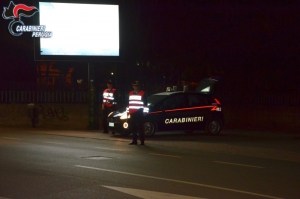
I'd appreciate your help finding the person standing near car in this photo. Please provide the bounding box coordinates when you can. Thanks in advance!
[102,79,117,134]
[127,81,147,145]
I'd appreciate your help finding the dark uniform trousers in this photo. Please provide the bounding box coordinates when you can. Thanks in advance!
[130,108,144,143]
[102,107,115,133]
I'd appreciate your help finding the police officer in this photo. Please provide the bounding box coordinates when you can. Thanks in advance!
[127,81,147,145]
[102,79,117,134]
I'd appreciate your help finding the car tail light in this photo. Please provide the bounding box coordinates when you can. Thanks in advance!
[214,98,221,105]
[211,98,222,111]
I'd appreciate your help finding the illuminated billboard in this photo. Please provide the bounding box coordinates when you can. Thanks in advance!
[33,0,123,61]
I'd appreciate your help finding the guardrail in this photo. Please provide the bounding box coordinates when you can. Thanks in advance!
[0,91,299,106]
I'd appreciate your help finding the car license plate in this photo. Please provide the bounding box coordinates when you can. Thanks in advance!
[109,122,114,127]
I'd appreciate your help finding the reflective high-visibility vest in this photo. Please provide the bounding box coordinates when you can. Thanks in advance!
[103,88,117,108]
[127,90,148,114]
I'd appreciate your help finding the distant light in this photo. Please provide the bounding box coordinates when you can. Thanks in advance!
[77,79,83,84]
[111,72,114,75]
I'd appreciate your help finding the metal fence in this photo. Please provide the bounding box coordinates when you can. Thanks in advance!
[0,91,299,106]
[0,91,90,103]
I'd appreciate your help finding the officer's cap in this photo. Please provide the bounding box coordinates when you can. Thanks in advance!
[132,81,139,86]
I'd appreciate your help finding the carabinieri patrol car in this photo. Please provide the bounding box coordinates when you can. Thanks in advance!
[107,77,224,136]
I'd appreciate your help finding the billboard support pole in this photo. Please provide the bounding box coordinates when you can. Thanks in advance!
[88,62,99,130]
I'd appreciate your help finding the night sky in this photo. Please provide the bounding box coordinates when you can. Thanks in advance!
[138,1,299,82]
[1,0,299,92]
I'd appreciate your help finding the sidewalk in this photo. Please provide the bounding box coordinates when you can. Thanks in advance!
[1,126,300,163]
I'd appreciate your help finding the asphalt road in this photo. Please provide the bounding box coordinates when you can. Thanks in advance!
[0,128,299,199]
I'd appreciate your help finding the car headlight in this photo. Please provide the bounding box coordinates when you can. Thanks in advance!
[120,112,130,120]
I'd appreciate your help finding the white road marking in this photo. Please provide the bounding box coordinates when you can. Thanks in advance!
[85,156,112,160]
[213,161,264,169]
[94,147,128,152]
[103,185,205,199]
[43,141,66,145]
[1,137,22,140]
[75,165,283,199]
[149,153,182,158]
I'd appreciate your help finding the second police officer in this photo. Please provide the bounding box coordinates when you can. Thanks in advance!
[102,79,117,134]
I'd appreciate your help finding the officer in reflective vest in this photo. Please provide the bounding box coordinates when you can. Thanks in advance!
[127,81,147,145]
[102,79,117,134]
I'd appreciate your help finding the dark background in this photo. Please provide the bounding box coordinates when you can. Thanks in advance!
[1,0,299,96]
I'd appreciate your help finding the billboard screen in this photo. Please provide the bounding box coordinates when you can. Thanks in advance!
[34,0,122,61]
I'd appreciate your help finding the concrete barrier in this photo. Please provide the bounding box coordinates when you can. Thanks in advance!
[0,103,299,133]
[0,103,92,130]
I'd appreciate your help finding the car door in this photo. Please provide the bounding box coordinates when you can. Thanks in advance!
[161,94,188,131]
[183,93,211,131]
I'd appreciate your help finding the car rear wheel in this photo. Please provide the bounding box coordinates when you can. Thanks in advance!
[205,119,222,135]
[144,121,156,137]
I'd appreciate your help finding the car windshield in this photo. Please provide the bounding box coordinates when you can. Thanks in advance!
[147,94,168,107]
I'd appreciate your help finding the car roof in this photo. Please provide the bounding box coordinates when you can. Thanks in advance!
[153,91,210,96]
[153,91,183,96]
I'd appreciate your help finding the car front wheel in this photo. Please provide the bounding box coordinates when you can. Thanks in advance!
[144,121,156,137]
[205,119,222,135]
